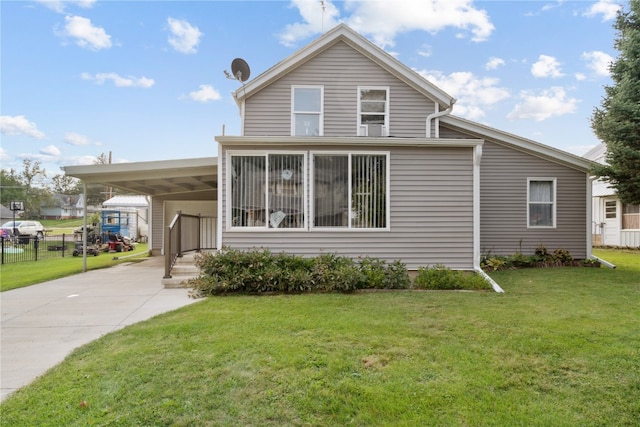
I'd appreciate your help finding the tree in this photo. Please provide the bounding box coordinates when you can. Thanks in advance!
[51,174,81,195]
[0,169,26,207]
[591,0,640,205]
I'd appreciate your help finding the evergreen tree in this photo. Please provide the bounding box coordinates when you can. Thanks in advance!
[591,0,640,205]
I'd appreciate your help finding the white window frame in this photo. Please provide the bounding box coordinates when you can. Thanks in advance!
[291,86,324,136]
[527,177,557,228]
[357,86,389,137]
[310,151,390,231]
[226,151,308,231]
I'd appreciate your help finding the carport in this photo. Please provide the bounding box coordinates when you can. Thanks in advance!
[62,157,218,274]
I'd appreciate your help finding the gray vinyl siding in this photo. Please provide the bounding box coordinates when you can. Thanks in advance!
[220,144,474,270]
[480,141,588,258]
[244,41,436,138]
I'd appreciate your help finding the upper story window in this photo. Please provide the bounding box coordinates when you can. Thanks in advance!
[358,86,389,137]
[527,178,556,228]
[292,86,323,136]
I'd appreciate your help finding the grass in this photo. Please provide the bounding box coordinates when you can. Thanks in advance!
[0,243,150,292]
[1,248,638,426]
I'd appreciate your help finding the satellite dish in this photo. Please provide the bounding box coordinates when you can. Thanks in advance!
[230,58,250,82]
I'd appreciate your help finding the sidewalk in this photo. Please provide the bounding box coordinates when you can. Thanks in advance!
[0,256,198,401]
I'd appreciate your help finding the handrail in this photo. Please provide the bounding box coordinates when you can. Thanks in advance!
[163,211,216,279]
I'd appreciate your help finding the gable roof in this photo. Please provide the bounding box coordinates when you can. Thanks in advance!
[233,23,454,108]
[441,115,595,172]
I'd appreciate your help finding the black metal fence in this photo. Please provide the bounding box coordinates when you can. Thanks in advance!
[1,234,78,264]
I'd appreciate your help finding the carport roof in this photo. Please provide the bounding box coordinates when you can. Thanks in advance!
[61,157,217,197]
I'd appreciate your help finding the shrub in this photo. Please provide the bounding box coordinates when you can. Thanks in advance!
[553,248,573,263]
[358,257,411,289]
[413,265,490,291]
[534,244,554,263]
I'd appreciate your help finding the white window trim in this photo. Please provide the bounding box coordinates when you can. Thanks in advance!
[357,86,389,137]
[310,151,390,231]
[527,177,557,229]
[291,85,324,136]
[226,150,308,231]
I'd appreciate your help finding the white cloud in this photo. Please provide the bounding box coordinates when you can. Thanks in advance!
[279,0,494,48]
[0,147,9,162]
[583,0,622,21]
[531,55,564,78]
[167,18,202,54]
[575,72,587,81]
[36,0,96,13]
[507,87,579,121]
[60,15,112,50]
[485,57,505,70]
[279,0,341,47]
[64,132,100,146]
[188,85,221,103]
[0,115,45,139]
[582,51,613,76]
[81,72,155,88]
[418,70,510,120]
[41,145,61,157]
[417,44,432,58]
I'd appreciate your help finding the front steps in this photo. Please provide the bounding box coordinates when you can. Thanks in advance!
[161,251,203,288]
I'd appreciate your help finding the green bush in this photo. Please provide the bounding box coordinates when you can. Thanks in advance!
[553,248,573,263]
[413,264,491,291]
[358,256,411,289]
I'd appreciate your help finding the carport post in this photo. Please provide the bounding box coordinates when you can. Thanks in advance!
[82,182,88,272]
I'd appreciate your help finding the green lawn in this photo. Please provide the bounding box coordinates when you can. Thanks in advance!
[0,243,150,291]
[1,248,638,425]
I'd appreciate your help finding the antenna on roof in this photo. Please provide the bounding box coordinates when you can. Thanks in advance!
[321,1,326,33]
[224,58,250,83]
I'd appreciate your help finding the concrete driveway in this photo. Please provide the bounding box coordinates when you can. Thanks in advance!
[1,256,198,401]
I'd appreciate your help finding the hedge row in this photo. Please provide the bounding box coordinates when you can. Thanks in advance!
[186,248,491,297]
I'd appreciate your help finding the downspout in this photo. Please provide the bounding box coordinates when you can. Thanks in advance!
[471,144,504,293]
[426,99,456,138]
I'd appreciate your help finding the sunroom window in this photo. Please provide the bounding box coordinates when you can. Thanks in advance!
[313,153,388,229]
[358,87,389,137]
[527,178,556,227]
[292,86,323,136]
[230,154,305,229]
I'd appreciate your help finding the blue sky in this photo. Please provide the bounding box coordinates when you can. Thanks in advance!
[1,0,623,182]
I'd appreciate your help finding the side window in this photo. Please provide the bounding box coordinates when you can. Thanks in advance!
[605,200,617,218]
[292,86,323,136]
[527,178,556,228]
[358,87,389,136]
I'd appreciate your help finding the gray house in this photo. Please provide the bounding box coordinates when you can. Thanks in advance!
[215,24,594,270]
[64,24,595,274]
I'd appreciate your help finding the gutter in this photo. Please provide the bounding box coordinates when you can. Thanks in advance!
[589,255,616,269]
[426,99,456,138]
[475,268,505,293]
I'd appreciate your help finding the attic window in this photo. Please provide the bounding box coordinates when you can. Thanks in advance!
[358,86,389,137]
[292,86,323,136]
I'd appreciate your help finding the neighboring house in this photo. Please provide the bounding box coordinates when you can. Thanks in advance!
[102,195,150,241]
[40,194,85,219]
[63,24,596,271]
[583,144,640,247]
[0,204,15,223]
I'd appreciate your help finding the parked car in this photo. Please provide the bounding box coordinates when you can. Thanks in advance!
[1,220,45,239]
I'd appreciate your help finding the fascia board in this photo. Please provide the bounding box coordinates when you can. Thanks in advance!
[215,136,483,148]
[441,115,596,172]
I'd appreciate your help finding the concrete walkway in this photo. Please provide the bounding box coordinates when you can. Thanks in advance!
[1,256,198,401]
